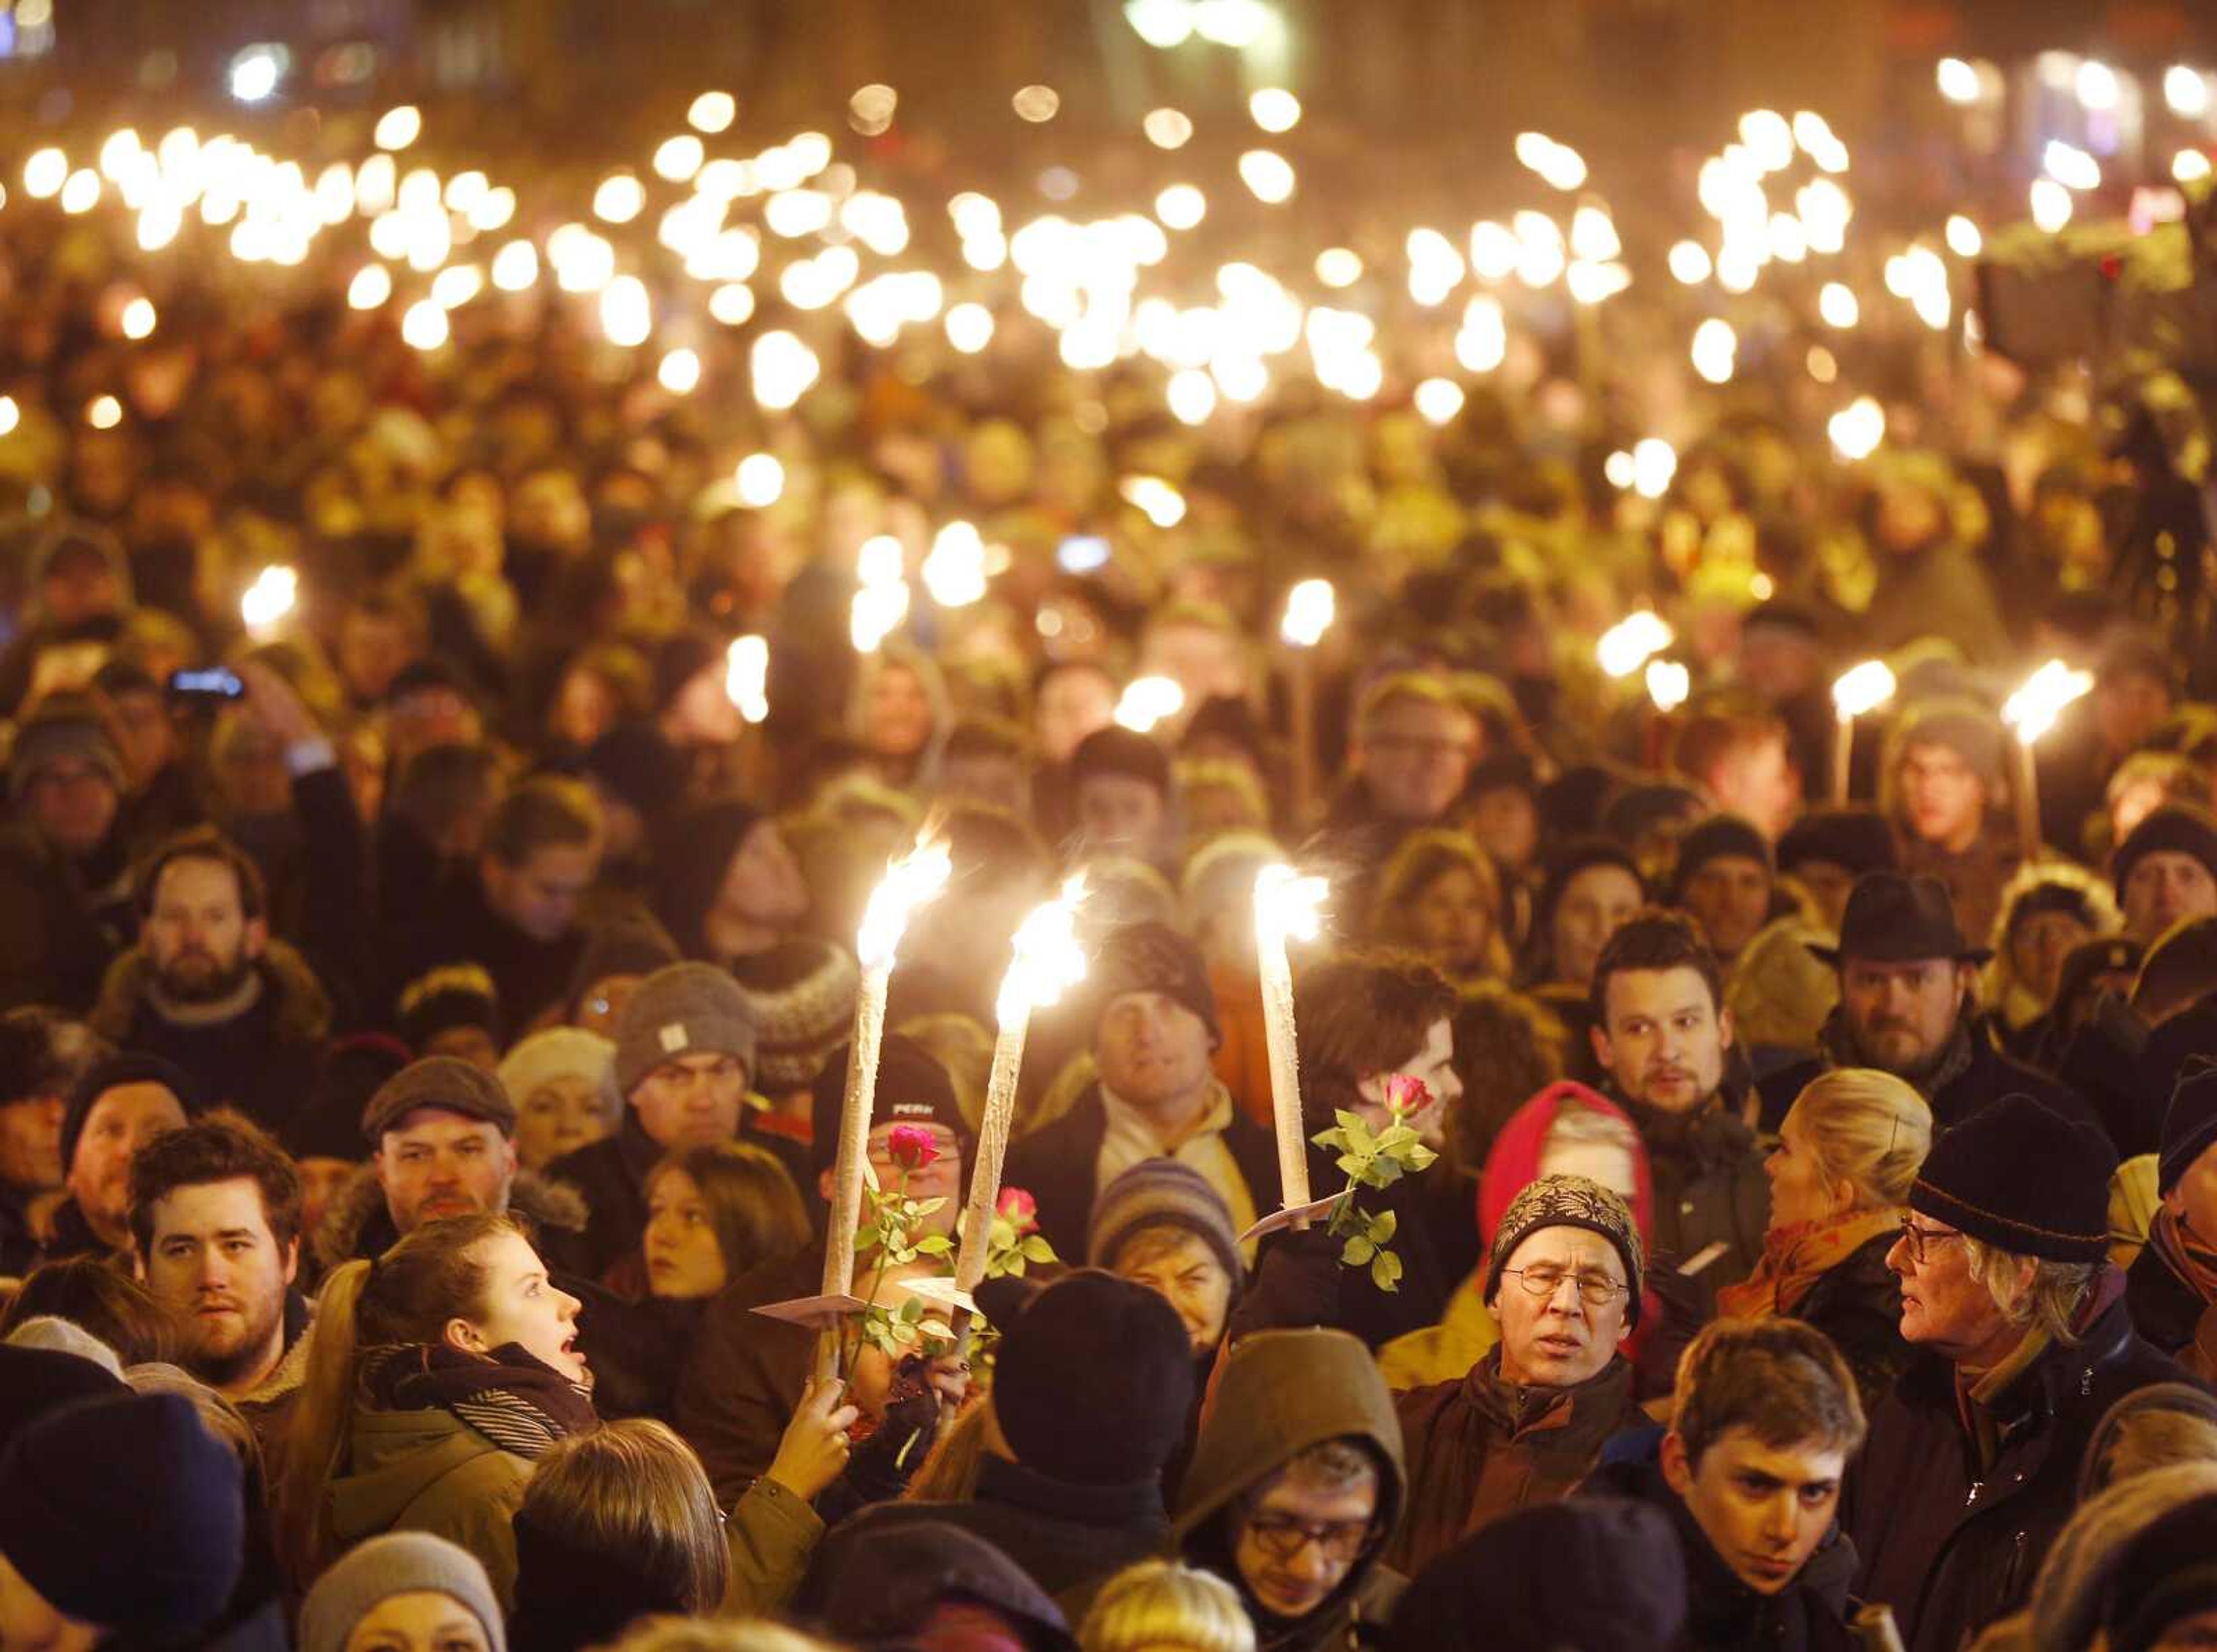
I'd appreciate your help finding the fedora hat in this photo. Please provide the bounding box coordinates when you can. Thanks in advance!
[1807,870,1992,968]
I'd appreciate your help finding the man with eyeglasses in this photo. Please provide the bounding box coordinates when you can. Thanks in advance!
[547,961,762,1280]
[1386,1173,1649,1576]
[1845,1092,2188,1652]
[1175,1327,1407,1651]
[1343,674,1483,834]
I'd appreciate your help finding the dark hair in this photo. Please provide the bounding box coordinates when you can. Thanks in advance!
[1669,696,1787,790]
[2136,916,2217,1023]
[644,1143,811,1283]
[516,1419,729,1619]
[484,774,602,866]
[0,1007,109,1107]
[0,1254,180,1364]
[1292,951,1458,1126]
[1588,909,1726,1028]
[390,743,505,841]
[1671,1318,1867,1467]
[133,825,269,925]
[128,1114,304,1258]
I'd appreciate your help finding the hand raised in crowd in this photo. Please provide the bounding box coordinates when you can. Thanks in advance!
[234,658,323,751]
[763,1375,860,1504]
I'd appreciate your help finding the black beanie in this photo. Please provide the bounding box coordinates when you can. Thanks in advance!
[1669,814,1774,900]
[1535,838,1645,938]
[652,799,766,961]
[1910,1092,2115,1263]
[281,1033,411,1163]
[976,1269,1195,1486]
[2114,804,2217,897]
[0,1390,244,1640]
[1071,725,1172,797]
[2160,1058,2217,1196]
[808,1032,971,1174]
[1082,920,1221,1051]
[58,1053,203,1179]
[1777,806,1898,879]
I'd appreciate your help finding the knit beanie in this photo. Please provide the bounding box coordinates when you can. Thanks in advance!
[1669,813,1774,900]
[1777,807,1898,879]
[395,963,501,1052]
[808,1032,969,1174]
[731,937,862,1091]
[7,706,123,804]
[1384,1498,1686,1652]
[3,1317,122,1377]
[58,1052,202,1180]
[976,1269,1195,1486]
[1087,1159,1244,1285]
[1071,725,1172,797]
[1911,1092,2115,1262]
[1083,921,1222,1051]
[650,800,766,961]
[1484,1173,1645,1328]
[298,1532,507,1652]
[2160,1058,2217,1196]
[0,1343,126,1460]
[0,1390,244,1642]
[2103,1491,2217,1652]
[2005,878,2108,938]
[1893,696,2007,790]
[613,961,759,1098]
[360,1055,518,1144]
[563,913,682,1015]
[498,1029,620,1133]
[2114,804,2217,897]
[1535,838,1646,941]
[283,1033,410,1163]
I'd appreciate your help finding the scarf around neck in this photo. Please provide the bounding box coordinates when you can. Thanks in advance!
[361,1341,596,1459]
[1715,1206,1904,1321]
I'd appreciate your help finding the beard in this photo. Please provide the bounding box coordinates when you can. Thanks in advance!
[184,1291,285,1390]
[155,947,255,1005]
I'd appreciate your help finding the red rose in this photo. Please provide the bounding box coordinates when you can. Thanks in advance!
[1383,1073,1434,1117]
[885,1123,940,1173]
[998,1187,1039,1229]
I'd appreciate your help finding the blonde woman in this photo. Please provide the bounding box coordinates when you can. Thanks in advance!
[1367,830,1515,985]
[1717,1068,1932,1407]
[1081,1559,1256,1652]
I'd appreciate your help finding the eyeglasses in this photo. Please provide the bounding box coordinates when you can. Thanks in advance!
[1366,734,1475,763]
[1498,1266,1627,1307]
[1897,1219,1964,1268]
[1243,1514,1375,1564]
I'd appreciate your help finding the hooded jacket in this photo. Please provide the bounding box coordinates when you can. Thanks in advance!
[327,1406,533,1609]
[89,939,331,1136]
[312,1164,590,1278]
[1587,1427,1863,1652]
[1176,1329,1409,1652]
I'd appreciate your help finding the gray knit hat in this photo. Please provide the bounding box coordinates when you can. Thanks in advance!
[1087,1158,1244,1285]
[731,938,861,1091]
[1484,1173,1645,1327]
[614,962,759,1098]
[298,1532,507,1652]
[360,1056,517,1144]
[496,1028,621,1132]
[8,708,122,804]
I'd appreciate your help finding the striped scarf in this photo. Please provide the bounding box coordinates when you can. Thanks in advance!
[361,1342,596,1459]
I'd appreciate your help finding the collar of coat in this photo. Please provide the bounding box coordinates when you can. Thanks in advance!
[313,1160,590,1274]
[90,937,332,1048]
[1462,1345,1636,1442]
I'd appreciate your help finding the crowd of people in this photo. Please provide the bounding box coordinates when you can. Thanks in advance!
[1,88,2216,1652]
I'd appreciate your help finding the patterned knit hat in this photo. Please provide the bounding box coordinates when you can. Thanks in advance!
[396,964,500,1052]
[731,938,861,1092]
[1484,1173,1645,1327]
[1087,1158,1244,1285]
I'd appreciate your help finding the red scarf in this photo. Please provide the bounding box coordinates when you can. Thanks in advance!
[1715,1207,1904,1321]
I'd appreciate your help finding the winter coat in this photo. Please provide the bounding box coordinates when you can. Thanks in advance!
[327,1405,533,1609]
[88,939,331,1136]
[1386,1347,1647,1578]
[1756,1012,2107,1143]
[1175,1329,1409,1652]
[1843,1293,2196,1652]
[2127,1235,2207,1360]
[378,875,587,1038]
[1613,1093,1770,1308]
[1782,1229,1916,1415]
[0,821,129,1012]
[1003,1080,1282,1266]
[313,1163,591,1276]
[1588,1427,1863,1652]
[674,1244,820,1505]
[807,1452,1170,1624]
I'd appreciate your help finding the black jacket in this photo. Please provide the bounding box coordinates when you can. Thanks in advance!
[1587,1428,1861,1652]
[378,876,585,1038]
[2126,1238,2207,1360]
[1843,1293,2196,1652]
[1002,1082,1281,1265]
[1756,1014,2107,1143]
[0,822,130,1013]
[1615,1093,1770,1309]
[1794,1230,1915,1415]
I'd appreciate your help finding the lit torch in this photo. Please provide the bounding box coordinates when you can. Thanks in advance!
[1830,660,1896,803]
[240,566,298,636]
[1597,610,1673,679]
[1114,675,1185,734]
[1255,864,1330,1218]
[2001,659,2093,853]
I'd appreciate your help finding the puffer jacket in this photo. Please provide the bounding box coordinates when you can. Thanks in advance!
[1176,1329,1408,1651]
[1843,1292,2195,1652]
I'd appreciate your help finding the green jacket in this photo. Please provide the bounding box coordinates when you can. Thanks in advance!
[1175,1328,1409,1652]
[328,1408,532,1609]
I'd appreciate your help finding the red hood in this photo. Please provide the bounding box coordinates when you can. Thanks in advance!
[1477,1080,1656,1253]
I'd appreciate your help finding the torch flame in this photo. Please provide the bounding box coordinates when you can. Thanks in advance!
[724,635,769,724]
[1596,610,1673,678]
[1645,659,1690,713]
[2002,659,2095,745]
[240,566,298,632]
[997,875,1090,1023]
[1831,659,1897,719]
[1114,675,1185,733]
[1280,579,1336,648]
[1255,863,1330,948]
[856,840,953,971]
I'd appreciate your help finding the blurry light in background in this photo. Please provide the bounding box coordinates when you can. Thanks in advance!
[1155,184,1205,229]
[59,170,99,214]
[689,91,738,134]
[751,330,819,410]
[347,266,393,309]
[658,347,701,393]
[1936,58,1981,103]
[1807,346,1838,383]
[23,148,65,198]
[923,520,990,606]
[1819,281,1858,327]
[2178,151,2215,184]
[119,297,156,339]
[85,395,122,430]
[1238,150,1295,203]
[593,173,645,223]
[491,240,539,291]
[1413,377,1465,425]
[228,44,286,103]
[1645,659,1691,712]
[849,84,898,135]
[1249,88,1301,132]
[431,265,482,309]
[1193,0,1275,47]
[1828,396,1886,459]
[375,106,421,150]
[2076,59,2119,111]
[945,302,995,352]
[1945,214,1983,257]
[1167,367,1216,423]
[599,275,652,346]
[654,135,706,182]
[2029,178,2073,232]
[1114,676,1185,734]
[1120,476,1187,527]
[734,453,784,507]
[400,300,449,350]
[1125,0,1196,47]
[708,282,756,324]
[1597,609,1673,674]
[1013,85,1061,122]
[1315,248,1361,288]
[1630,438,1677,500]
[240,566,297,632]
[1514,131,1588,190]
[1690,317,1737,383]
[0,398,18,437]
[2043,140,2100,191]
[1144,108,1195,148]
[1667,241,1712,284]
[2167,66,2211,118]
[1738,110,1794,172]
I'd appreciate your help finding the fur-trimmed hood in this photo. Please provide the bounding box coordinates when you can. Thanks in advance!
[313,1162,591,1275]
[1982,857,2124,1033]
[89,936,333,1048]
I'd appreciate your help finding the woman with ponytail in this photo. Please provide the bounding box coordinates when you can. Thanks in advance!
[275,1212,595,1608]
